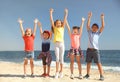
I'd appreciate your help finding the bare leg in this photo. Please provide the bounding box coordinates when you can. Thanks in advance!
[76,55,82,74]
[24,58,28,75]
[70,55,74,74]
[60,63,63,73]
[56,62,59,72]
[47,66,50,75]
[96,63,103,75]
[87,63,91,75]
[30,58,34,74]
[43,65,46,74]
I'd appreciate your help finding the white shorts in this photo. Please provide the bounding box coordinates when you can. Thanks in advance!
[54,42,65,64]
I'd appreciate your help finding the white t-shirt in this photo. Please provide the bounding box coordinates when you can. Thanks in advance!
[88,30,101,50]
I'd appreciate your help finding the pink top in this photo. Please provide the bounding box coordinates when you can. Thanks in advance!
[71,34,81,49]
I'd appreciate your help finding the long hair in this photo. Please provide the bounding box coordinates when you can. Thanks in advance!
[54,19,63,26]
[51,26,54,33]
[51,20,63,34]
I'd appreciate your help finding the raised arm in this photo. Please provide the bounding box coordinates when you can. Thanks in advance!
[33,18,38,36]
[62,8,68,27]
[87,12,92,31]
[99,13,105,33]
[50,8,55,28]
[79,17,85,36]
[18,18,25,36]
[66,20,71,37]
[37,21,43,37]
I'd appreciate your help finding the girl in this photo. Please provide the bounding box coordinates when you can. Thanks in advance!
[18,18,38,77]
[37,21,52,77]
[49,8,68,78]
[66,18,85,79]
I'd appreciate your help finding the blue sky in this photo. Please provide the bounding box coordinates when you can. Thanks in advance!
[0,0,120,51]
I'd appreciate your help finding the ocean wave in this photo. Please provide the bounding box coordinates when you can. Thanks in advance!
[33,60,120,72]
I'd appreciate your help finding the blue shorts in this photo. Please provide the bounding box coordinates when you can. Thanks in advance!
[24,51,34,59]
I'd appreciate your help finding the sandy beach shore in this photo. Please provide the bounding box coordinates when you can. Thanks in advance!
[0,62,120,82]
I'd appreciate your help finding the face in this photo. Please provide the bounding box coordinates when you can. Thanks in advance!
[72,29,79,34]
[92,25,99,32]
[43,33,49,40]
[25,29,32,36]
[55,20,62,27]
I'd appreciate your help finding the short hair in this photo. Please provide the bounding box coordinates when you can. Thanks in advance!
[43,30,50,39]
[92,23,99,29]
[72,26,80,30]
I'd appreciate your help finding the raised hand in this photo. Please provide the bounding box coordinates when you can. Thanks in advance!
[34,18,39,24]
[18,18,23,24]
[82,17,86,22]
[50,8,54,13]
[88,12,92,18]
[64,8,68,14]
[101,13,104,19]
[37,21,42,27]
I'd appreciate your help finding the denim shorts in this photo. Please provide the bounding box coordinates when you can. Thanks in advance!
[24,51,34,59]
[86,48,101,63]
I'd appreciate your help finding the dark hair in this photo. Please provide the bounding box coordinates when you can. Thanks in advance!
[92,23,99,29]
[72,26,80,30]
[51,20,63,34]
[43,30,50,39]
[51,26,54,33]
[54,20,63,26]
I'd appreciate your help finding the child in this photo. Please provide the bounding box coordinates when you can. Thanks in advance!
[49,8,68,78]
[84,12,105,81]
[37,21,52,77]
[66,18,85,79]
[18,18,38,77]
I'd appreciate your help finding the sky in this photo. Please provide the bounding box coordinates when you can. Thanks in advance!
[0,0,120,51]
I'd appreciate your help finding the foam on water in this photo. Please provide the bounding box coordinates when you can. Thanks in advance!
[33,60,120,72]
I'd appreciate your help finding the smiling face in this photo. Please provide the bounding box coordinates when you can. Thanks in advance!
[55,20,62,27]
[91,24,99,32]
[72,26,79,34]
[72,28,79,34]
[43,32,50,40]
[25,28,32,36]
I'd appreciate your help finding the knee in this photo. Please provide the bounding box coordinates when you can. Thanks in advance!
[24,59,28,65]
[70,61,74,64]
[76,60,81,64]
[30,59,34,65]
[60,59,64,64]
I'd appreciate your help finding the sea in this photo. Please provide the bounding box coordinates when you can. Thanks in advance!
[0,50,120,72]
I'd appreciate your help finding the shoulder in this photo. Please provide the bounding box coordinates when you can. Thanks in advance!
[97,31,102,35]
[87,29,92,34]
[31,35,35,38]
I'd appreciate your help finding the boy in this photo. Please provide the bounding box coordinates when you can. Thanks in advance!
[84,12,105,81]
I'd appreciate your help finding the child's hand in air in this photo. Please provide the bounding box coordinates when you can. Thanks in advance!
[37,21,42,27]
[34,18,39,24]
[18,18,23,24]
[82,17,85,22]
[101,13,104,19]
[50,8,54,13]
[88,12,92,18]
[65,8,68,14]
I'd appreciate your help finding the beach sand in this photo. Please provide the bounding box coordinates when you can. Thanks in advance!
[0,62,120,82]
